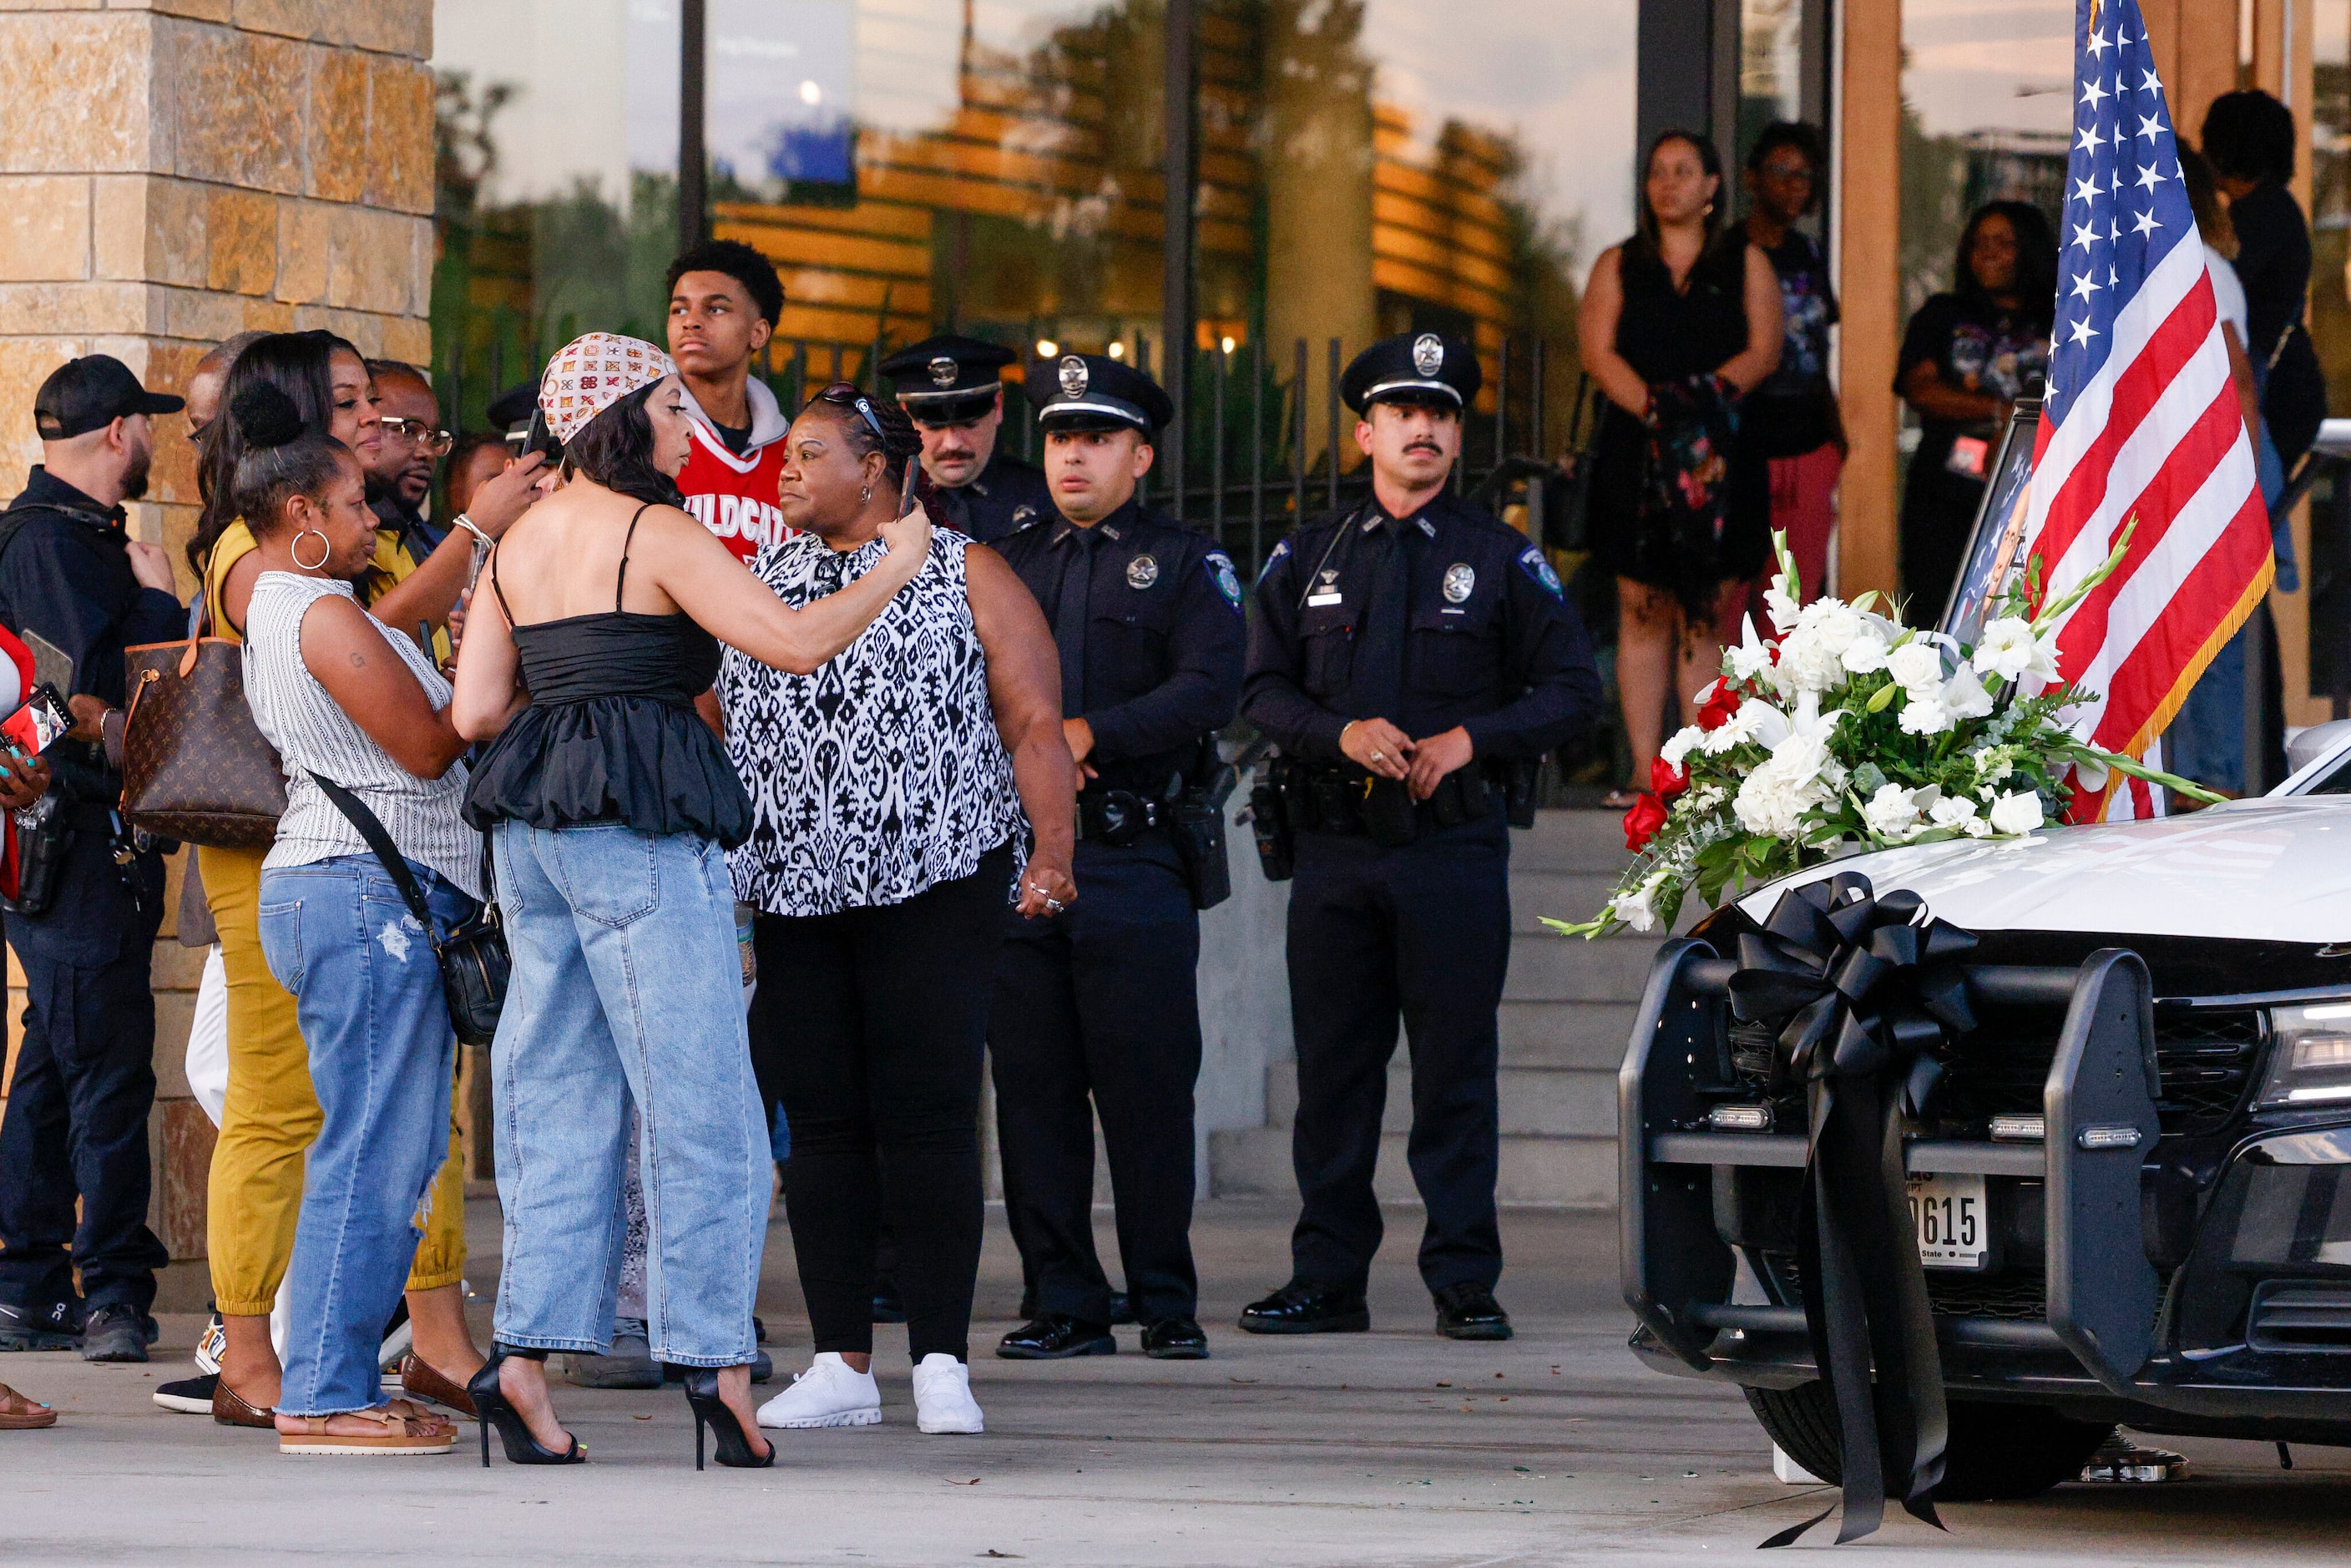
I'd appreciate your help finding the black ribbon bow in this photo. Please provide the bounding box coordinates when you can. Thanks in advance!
[1726,872,1978,1548]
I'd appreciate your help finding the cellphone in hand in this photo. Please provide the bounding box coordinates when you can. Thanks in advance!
[1,684,71,763]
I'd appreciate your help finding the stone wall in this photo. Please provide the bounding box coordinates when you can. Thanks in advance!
[0,0,436,1310]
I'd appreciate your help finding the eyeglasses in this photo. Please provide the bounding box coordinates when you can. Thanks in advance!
[379,414,453,456]
[811,382,889,444]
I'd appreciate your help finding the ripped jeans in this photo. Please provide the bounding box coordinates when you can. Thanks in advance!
[259,854,473,1416]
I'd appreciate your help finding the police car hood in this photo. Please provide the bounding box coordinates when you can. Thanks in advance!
[1731,794,2351,946]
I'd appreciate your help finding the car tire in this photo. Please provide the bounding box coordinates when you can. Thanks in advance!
[1743,1384,2114,1502]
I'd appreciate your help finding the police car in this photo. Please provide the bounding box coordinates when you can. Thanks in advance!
[1617,727,2351,1500]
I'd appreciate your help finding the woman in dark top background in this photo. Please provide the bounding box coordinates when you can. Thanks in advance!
[1894,200,2056,624]
[451,335,930,1470]
[1580,129,1782,803]
[2204,89,2326,471]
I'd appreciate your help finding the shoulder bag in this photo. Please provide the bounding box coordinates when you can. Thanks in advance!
[308,773,509,1049]
[121,593,286,849]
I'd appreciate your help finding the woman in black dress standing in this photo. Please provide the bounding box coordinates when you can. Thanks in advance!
[1580,129,1782,803]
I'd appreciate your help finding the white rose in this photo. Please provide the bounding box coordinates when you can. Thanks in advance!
[1988,790,2045,835]
[1774,626,1844,694]
[1885,640,1945,693]
[1840,628,1893,675]
[1941,670,1995,722]
[1929,793,1991,837]
[1794,597,1864,654]
[1972,617,2062,684]
[1897,690,1953,736]
[1863,782,1924,839]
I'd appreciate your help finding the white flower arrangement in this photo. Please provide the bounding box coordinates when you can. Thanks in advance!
[1550,529,2212,938]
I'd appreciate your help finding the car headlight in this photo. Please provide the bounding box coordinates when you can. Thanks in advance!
[2257,1003,2351,1108]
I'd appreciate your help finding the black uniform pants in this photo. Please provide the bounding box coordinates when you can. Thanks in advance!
[1284,810,1509,1296]
[0,832,169,1317]
[763,843,1013,1363]
[991,834,1202,1326]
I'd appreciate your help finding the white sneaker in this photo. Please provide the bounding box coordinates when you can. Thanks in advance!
[912,1353,983,1434]
[756,1352,882,1429]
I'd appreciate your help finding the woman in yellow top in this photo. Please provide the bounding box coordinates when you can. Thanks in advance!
[189,330,545,1424]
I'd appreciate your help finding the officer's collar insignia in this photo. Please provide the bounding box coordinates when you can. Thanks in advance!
[1317,567,1338,587]
[1101,523,1121,541]
[928,355,959,388]
[1126,552,1159,589]
[1518,544,1565,600]
[1443,563,1475,603]
[1412,333,1443,377]
[1207,550,1243,611]
[1011,505,1037,527]
[1416,516,1436,539]
[1059,355,1089,397]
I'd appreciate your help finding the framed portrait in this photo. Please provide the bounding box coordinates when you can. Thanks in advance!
[1939,398,2042,644]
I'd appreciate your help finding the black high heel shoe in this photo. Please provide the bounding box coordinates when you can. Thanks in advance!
[467,1344,586,1467]
[680,1368,774,1469]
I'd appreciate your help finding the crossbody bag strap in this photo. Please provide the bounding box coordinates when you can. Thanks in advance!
[306,771,436,933]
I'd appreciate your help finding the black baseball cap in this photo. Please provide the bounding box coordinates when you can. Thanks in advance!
[33,355,184,440]
[1032,354,1174,437]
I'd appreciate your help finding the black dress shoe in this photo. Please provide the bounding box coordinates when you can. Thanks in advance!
[1432,1282,1513,1341]
[996,1315,1116,1360]
[1237,1282,1369,1335]
[1140,1317,1208,1359]
[1107,1290,1136,1327]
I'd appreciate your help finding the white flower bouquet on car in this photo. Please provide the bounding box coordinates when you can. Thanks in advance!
[1550,529,2213,938]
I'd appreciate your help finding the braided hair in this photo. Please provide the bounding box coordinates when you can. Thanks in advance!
[227,382,354,540]
[810,386,936,515]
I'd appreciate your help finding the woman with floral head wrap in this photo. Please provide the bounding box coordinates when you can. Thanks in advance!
[451,335,932,1469]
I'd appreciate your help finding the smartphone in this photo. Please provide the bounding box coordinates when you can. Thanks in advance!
[900,453,921,518]
[1,684,71,762]
[522,406,564,465]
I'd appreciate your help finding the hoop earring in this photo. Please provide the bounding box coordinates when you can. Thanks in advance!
[860,485,872,504]
[291,529,331,571]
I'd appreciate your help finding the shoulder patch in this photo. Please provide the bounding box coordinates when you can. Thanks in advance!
[1518,545,1565,601]
[1204,549,1244,613]
[1256,536,1291,586]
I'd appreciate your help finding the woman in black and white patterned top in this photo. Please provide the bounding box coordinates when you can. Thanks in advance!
[720,385,1073,1439]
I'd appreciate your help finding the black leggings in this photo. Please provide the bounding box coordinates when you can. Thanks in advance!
[760,843,1014,1363]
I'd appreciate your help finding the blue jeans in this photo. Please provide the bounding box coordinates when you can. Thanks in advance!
[258,855,473,1416]
[489,822,767,1368]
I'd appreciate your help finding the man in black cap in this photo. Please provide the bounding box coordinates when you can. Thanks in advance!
[0,356,190,1363]
[1238,331,1602,1343]
[880,336,1053,544]
[988,354,1245,1361]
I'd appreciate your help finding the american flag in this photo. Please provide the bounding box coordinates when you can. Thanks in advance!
[2020,0,2274,820]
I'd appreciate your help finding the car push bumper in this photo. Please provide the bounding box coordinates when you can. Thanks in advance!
[1622,938,2351,1439]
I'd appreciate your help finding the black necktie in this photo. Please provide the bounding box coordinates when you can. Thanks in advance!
[1054,529,1095,717]
[1352,516,1408,721]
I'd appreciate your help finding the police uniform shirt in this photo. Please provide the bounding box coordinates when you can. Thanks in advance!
[1242,490,1601,761]
[942,448,1054,544]
[995,497,1246,793]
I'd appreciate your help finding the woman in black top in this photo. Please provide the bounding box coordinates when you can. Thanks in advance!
[1894,201,2055,624]
[2204,89,2326,468]
[1580,129,1782,802]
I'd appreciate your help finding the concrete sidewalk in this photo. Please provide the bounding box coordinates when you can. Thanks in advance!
[5,1199,2345,1565]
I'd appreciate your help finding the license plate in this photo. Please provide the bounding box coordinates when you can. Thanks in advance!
[1907,1172,1988,1269]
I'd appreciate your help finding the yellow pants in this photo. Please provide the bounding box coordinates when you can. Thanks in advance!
[200,843,465,1316]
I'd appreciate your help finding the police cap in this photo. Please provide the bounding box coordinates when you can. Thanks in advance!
[880,335,1015,425]
[1340,331,1480,415]
[1033,354,1173,438]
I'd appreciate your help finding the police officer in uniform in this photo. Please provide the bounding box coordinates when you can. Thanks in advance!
[1239,332,1601,1342]
[989,355,1246,1361]
[880,336,1054,544]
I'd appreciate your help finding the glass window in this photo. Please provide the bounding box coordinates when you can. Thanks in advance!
[428,0,1636,566]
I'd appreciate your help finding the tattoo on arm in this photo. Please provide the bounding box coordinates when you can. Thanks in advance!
[349,651,367,667]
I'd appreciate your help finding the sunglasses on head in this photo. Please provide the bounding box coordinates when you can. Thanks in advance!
[811,382,888,444]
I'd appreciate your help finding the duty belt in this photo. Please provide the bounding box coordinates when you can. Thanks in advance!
[1075,787,1172,845]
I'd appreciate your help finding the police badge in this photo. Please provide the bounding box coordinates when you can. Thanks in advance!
[1412,333,1443,377]
[1059,355,1089,398]
[1443,563,1475,603]
[928,356,958,388]
[1126,554,1160,589]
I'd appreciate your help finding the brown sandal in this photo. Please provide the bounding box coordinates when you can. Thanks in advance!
[0,1384,57,1429]
[278,1404,458,1456]
[398,1353,478,1418]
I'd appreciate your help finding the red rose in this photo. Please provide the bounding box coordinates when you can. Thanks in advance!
[1622,791,1670,852]
[1650,756,1687,798]
[1696,680,1742,731]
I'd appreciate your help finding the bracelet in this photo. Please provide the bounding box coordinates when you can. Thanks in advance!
[452,513,494,549]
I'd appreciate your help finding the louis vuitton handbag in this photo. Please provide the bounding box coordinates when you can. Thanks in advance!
[120,598,286,849]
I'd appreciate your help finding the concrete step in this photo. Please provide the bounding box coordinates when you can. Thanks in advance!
[1206,1123,1617,1209]
[1500,998,1639,1070]
[1513,807,1641,873]
[1506,933,1666,1003]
